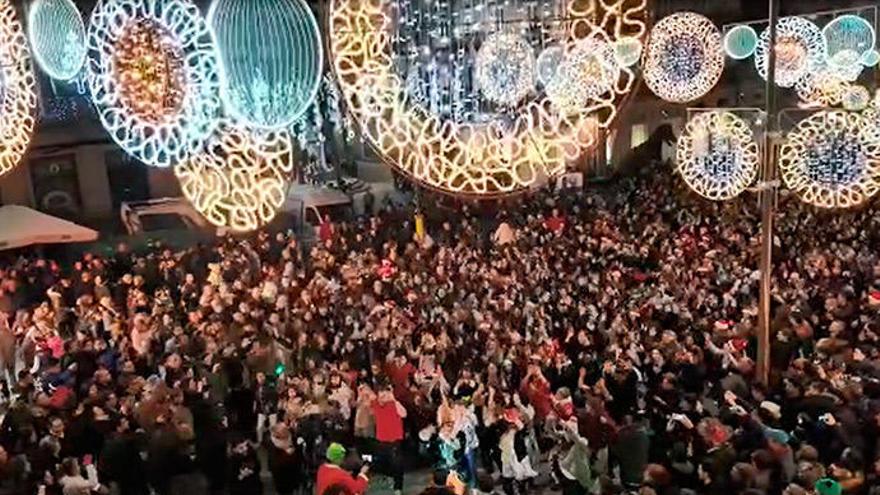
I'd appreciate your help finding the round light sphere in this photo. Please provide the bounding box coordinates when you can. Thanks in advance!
[676,111,759,201]
[824,15,875,74]
[536,45,564,86]
[862,49,880,67]
[796,68,850,107]
[724,25,758,60]
[842,85,871,111]
[0,0,36,179]
[755,17,825,88]
[643,12,725,104]
[546,36,618,110]
[176,122,294,232]
[208,0,322,129]
[475,32,536,107]
[779,111,880,208]
[27,0,87,81]
[613,36,643,67]
[829,49,866,82]
[86,0,221,168]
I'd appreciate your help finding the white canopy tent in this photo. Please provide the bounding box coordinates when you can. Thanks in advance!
[0,205,98,250]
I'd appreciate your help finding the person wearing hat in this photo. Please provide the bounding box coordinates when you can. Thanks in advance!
[315,443,369,495]
[814,477,842,495]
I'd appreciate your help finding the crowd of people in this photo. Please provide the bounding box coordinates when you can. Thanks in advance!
[1,162,880,495]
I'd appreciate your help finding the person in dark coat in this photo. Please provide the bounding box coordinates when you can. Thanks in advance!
[267,423,303,495]
[98,418,149,495]
[227,436,262,495]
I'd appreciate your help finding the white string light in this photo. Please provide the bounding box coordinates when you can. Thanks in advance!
[755,16,825,89]
[475,32,536,107]
[0,0,36,179]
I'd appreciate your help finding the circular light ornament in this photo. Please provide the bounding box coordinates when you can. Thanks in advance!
[824,15,875,74]
[842,85,871,111]
[176,122,294,232]
[779,111,880,208]
[27,0,87,81]
[208,0,322,129]
[476,33,536,107]
[643,12,725,104]
[724,25,758,60]
[755,17,825,88]
[86,0,221,168]
[546,35,619,111]
[676,111,759,201]
[0,0,36,179]
[613,37,643,67]
[862,49,880,67]
[796,68,850,107]
[536,45,564,86]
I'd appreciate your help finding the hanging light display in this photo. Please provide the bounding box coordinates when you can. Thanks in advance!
[643,12,725,104]
[208,0,322,129]
[175,122,294,232]
[475,32,536,107]
[796,67,851,107]
[842,85,871,111]
[27,0,87,81]
[755,17,825,88]
[823,14,875,77]
[676,111,759,201]
[546,35,619,111]
[779,111,880,208]
[862,49,880,67]
[613,37,643,67]
[536,46,565,87]
[329,0,647,196]
[0,0,36,179]
[86,0,220,168]
[724,25,758,60]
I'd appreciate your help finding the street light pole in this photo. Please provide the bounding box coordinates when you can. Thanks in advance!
[757,0,780,387]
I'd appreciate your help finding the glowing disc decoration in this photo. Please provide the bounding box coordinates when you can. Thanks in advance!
[676,111,759,201]
[779,111,880,208]
[755,17,825,88]
[176,122,294,232]
[796,68,850,107]
[475,33,536,107]
[546,35,619,111]
[724,25,758,60]
[0,0,36,179]
[643,12,725,104]
[862,50,880,67]
[823,15,875,75]
[27,0,87,81]
[842,85,871,111]
[536,46,564,86]
[208,0,323,129]
[329,0,648,196]
[613,37,643,67]
[86,0,221,168]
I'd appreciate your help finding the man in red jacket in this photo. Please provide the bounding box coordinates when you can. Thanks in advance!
[372,383,407,495]
[315,443,369,495]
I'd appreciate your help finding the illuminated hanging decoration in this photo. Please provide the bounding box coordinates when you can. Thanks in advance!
[676,111,759,201]
[176,122,294,232]
[862,49,880,67]
[208,0,322,129]
[536,45,565,86]
[86,0,220,168]
[329,0,648,196]
[613,37,643,67]
[724,25,758,60]
[755,17,825,88]
[823,14,875,77]
[796,67,851,107]
[643,12,725,104]
[546,35,619,111]
[27,0,87,81]
[842,85,871,111]
[0,0,36,179]
[779,111,880,208]
[475,33,536,107]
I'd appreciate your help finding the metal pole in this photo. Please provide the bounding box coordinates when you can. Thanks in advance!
[757,0,780,387]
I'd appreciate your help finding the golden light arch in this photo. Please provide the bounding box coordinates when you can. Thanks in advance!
[0,0,37,179]
[329,0,648,196]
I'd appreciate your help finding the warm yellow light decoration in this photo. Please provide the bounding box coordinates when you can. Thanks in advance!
[329,0,647,196]
[779,111,880,208]
[676,111,759,201]
[112,19,187,124]
[796,68,851,108]
[0,0,36,179]
[175,122,294,232]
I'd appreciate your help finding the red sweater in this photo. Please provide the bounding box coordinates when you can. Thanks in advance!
[315,464,369,495]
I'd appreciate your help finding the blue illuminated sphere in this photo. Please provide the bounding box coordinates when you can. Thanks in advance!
[27,0,87,80]
[724,25,758,60]
[209,0,323,129]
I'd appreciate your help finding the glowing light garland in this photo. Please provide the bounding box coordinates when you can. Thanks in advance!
[0,0,36,179]
[676,111,759,201]
[755,17,825,89]
[27,0,87,81]
[643,12,724,104]
[329,0,647,196]
[86,0,220,168]
[176,122,294,232]
[779,111,880,208]
[823,14,875,77]
[724,25,758,60]
[208,0,323,129]
[475,33,536,107]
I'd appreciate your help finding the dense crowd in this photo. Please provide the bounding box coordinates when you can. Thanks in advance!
[2,163,880,495]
